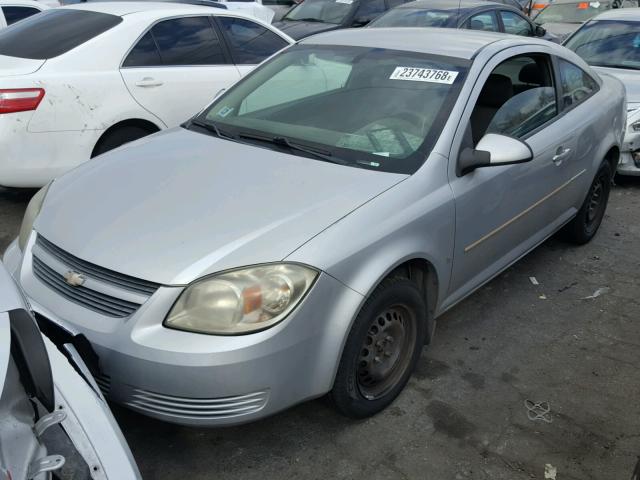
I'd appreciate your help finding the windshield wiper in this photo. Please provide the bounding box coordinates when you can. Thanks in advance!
[238,132,349,165]
[189,119,235,140]
[293,17,323,22]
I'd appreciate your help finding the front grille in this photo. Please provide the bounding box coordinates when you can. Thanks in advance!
[33,257,140,317]
[32,235,160,318]
[95,374,111,396]
[126,389,269,420]
[36,236,159,296]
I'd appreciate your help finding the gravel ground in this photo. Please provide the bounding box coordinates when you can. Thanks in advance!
[1,178,639,480]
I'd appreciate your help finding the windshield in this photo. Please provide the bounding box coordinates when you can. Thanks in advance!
[370,8,457,27]
[534,1,611,24]
[565,20,640,69]
[282,0,356,24]
[192,45,468,174]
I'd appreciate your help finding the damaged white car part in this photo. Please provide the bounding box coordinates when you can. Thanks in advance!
[0,264,141,480]
[0,3,293,188]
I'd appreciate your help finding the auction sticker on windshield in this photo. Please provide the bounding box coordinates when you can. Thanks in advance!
[390,67,458,84]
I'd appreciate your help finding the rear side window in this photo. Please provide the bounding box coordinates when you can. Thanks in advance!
[558,58,598,109]
[2,6,41,26]
[150,16,225,66]
[123,31,161,67]
[500,10,531,36]
[0,9,122,59]
[467,11,500,31]
[217,17,288,65]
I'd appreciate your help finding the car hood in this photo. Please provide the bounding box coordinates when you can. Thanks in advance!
[35,128,406,285]
[272,20,339,39]
[592,66,640,104]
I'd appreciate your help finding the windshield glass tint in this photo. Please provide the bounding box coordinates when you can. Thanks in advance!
[534,1,609,24]
[370,8,456,27]
[565,20,640,69]
[195,45,468,174]
[283,0,355,24]
[0,9,122,60]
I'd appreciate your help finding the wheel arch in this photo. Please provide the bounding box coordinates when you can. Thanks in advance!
[91,118,161,158]
[352,255,441,346]
[603,145,620,179]
[324,255,441,395]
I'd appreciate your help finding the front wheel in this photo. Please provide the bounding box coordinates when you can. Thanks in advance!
[329,277,427,418]
[562,161,611,245]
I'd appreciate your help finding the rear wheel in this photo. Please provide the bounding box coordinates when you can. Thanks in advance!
[330,277,426,418]
[562,161,611,244]
[92,125,154,158]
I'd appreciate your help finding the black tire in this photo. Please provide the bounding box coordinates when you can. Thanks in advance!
[330,277,427,418]
[92,125,154,158]
[562,161,611,245]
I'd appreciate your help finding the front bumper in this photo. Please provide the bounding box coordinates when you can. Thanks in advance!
[4,236,363,426]
[620,110,640,176]
[617,151,640,176]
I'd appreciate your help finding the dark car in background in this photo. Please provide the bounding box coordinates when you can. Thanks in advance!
[369,0,557,41]
[273,0,407,39]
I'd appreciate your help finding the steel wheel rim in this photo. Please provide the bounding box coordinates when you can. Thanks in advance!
[356,304,417,400]
[586,175,606,232]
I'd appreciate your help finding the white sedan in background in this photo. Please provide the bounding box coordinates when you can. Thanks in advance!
[0,2,293,187]
[0,0,55,28]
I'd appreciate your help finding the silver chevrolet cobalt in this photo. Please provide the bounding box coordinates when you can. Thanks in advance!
[4,28,625,426]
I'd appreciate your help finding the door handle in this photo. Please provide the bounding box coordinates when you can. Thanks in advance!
[135,77,163,88]
[552,147,571,165]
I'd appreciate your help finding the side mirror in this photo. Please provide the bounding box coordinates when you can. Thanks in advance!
[458,133,533,176]
[535,25,546,36]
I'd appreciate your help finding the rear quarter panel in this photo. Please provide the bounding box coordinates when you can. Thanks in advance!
[23,14,164,133]
[571,69,625,202]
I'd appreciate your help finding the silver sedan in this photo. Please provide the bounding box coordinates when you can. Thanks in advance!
[4,28,625,426]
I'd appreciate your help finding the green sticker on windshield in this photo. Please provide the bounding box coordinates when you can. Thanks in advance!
[217,106,234,118]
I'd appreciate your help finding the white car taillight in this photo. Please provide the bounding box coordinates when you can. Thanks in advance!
[0,88,45,114]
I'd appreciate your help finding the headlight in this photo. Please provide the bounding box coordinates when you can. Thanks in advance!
[18,181,52,251]
[631,120,640,133]
[164,264,318,335]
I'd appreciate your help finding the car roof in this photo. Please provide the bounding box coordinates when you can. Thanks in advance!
[590,6,640,19]
[301,27,530,60]
[394,0,503,10]
[62,1,230,16]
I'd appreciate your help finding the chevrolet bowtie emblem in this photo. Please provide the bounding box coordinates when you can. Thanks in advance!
[63,270,85,287]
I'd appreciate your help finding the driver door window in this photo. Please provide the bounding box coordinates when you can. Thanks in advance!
[499,10,532,36]
[469,55,557,145]
[467,11,499,31]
